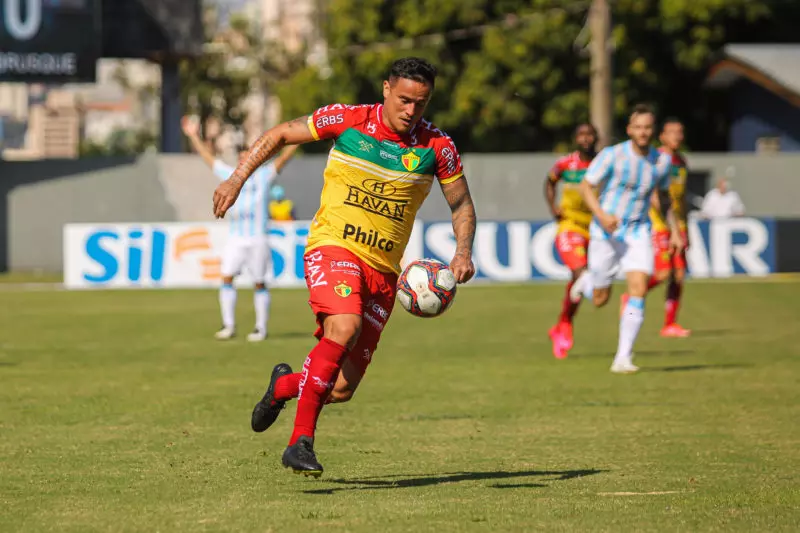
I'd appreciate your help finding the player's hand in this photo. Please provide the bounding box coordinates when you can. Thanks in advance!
[669,231,685,254]
[181,115,199,137]
[213,178,242,219]
[598,212,620,234]
[551,208,563,221]
[449,251,475,284]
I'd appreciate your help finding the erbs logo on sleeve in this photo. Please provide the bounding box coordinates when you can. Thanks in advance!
[315,114,344,130]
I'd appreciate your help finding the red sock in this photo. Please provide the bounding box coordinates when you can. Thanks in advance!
[558,281,580,324]
[289,338,348,445]
[273,373,301,402]
[664,280,682,325]
[647,276,662,291]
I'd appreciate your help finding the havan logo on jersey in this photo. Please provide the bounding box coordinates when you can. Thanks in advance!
[344,179,409,222]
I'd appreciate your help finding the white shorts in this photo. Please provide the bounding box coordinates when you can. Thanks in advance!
[220,235,271,282]
[588,234,654,288]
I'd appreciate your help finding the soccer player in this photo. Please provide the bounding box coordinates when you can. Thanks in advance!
[182,116,298,341]
[212,57,477,475]
[574,104,683,374]
[545,123,598,359]
[644,118,691,337]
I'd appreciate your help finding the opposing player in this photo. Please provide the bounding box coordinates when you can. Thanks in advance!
[545,123,598,358]
[212,58,477,475]
[645,118,691,337]
[574,104,683,373]
[182,116,298,341]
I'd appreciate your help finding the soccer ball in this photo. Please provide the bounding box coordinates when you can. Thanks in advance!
[396,259,457,318]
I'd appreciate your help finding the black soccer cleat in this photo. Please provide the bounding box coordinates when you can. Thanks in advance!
[251,363,293,433]
[282,436,323,477]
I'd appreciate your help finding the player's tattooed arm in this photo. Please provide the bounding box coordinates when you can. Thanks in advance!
[441,178,477,283]
[229,116,312,186]
[214,116,314,218]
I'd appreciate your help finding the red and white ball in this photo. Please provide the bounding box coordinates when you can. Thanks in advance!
[396,259,457,318]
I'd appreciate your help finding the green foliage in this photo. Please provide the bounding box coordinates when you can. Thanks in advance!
[276,0,792,152]
[178,8,257,131]
[79,128,158,157]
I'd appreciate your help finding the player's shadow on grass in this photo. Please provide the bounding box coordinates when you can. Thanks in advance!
[642,363,752,372]
[628,349,694,356]
[303,468,604,495]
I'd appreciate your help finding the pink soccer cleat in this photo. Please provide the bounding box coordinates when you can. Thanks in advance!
[660,323,691,338]
[560,322,574,351]
[548,325,569,359]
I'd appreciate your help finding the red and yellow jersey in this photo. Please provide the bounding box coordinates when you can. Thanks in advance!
[548,152,595,237]
[306,103,464,274]
[650,149,688,232]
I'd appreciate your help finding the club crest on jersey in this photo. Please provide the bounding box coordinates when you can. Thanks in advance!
[401,151,420,172]
[334,282,352,298]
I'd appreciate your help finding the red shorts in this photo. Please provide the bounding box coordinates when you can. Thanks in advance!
[653,230,688,272]
[304,246,397,378]
[555,231,589,271]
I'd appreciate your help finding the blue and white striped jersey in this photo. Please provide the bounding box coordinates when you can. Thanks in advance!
[213,159,278,237]
[585,141,672,240]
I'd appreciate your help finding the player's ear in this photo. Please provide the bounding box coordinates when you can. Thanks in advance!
[383,80,391,100]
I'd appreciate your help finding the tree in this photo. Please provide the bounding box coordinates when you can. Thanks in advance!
[275,0,796,152]
[178,6,255,140]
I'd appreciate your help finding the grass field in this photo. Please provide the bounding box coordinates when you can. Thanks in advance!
[1,281,799,532]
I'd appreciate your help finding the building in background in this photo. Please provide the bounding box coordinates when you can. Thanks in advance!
[0,0,324,160]
[706,44,800,153]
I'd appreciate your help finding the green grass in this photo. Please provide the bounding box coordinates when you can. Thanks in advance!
[0,271,62,284]
[1,282,798,532]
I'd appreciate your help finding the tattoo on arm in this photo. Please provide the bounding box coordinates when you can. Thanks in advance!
[230,116,308,185]
[444,183,477,256]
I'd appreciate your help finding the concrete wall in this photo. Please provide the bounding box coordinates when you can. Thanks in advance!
[0,154,175,271]
[3,151,800,271]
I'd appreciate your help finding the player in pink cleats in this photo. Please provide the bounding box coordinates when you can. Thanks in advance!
[544,124,599,359]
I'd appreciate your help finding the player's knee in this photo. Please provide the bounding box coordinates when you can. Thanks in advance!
[571,267,586,281]
[593,289,610,307]
[673,269,686,284]
[222,276,234,285]
[254,282,266,290]
[324,315,362,349]
[653,269,670,283]
[627,278,648,298]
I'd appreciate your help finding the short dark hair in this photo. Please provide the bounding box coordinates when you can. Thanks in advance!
[575,122,598,136]
[630,103,655,119]
[389,57,437,88]
[661,116,683,131]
